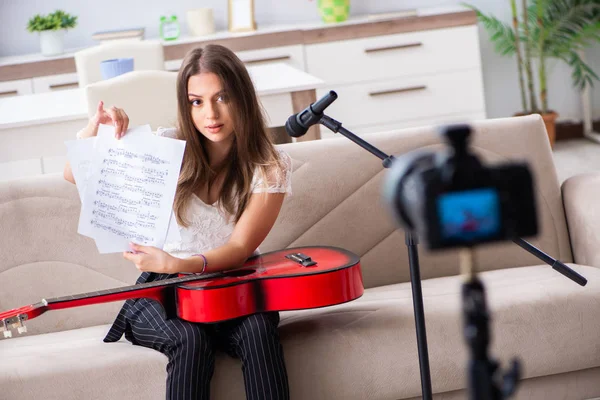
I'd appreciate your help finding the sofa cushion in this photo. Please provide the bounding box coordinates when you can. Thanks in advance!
[2,264,599,400]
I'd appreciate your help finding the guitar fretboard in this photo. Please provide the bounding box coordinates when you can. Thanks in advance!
[48,271,225,304]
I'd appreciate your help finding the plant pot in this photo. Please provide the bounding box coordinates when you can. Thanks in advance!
[317,0,350,23]
[514,111,558,149]
[39,30,65,56]
[541,111,558,149]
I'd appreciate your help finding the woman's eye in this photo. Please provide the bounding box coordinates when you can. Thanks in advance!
[190,99,202,106]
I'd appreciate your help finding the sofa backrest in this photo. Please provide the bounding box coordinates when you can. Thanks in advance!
[262,114,572,287]
[0,115,571,336]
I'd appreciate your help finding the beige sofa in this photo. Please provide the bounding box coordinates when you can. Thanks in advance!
[1,115,600,400]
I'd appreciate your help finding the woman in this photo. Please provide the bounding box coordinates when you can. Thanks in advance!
[63,44,291,400]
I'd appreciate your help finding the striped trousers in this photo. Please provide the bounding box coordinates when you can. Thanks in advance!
[104,272,290,400]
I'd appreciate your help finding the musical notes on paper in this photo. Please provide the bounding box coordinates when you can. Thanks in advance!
[107,148,169,165]
[89,219,153,243]
[72,124,186,254]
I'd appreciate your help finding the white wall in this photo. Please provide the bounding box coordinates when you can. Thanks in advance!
[1,0,598,121]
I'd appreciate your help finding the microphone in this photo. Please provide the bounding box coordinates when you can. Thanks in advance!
[285,90,338,138]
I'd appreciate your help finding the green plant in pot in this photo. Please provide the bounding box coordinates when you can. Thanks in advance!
[464,0,600,148]
[27,10,78,57]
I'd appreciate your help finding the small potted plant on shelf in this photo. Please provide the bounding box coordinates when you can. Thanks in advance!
[309,0,351,23]
[27,10,78,57]
[464,0,600,148]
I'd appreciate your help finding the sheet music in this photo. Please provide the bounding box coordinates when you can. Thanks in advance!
[65,136,97,203]
[165,210,180,243]
[73,124,185,254]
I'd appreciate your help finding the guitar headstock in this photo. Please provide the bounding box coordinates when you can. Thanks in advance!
[0,301,48,339]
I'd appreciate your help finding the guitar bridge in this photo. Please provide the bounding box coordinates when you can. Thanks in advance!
[285,253,317,267]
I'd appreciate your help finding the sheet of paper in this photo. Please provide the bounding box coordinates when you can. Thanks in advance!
[65,136,97,203]
[77,124,186,254]
[165,210,181,243]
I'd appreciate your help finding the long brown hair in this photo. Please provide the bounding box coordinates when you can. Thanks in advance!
[173,44,281,226]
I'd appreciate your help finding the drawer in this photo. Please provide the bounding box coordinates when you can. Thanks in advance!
[32,73,79,93]
[316,68,486,130]
[319,110,488,140]
[305,25,481,85]
[164,45,306,72]
[0,79,33,98]
[237,45,306,71]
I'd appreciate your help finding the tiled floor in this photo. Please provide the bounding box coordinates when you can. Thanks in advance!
[553,138,600,184]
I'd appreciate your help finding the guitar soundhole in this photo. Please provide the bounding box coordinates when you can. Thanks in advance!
[223,269,256,277]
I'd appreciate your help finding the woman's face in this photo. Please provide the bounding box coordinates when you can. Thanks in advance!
[187,72,235,148]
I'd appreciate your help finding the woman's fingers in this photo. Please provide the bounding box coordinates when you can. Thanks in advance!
[105,106,123,138]
[93,102,130,139]
[117,108,130,138]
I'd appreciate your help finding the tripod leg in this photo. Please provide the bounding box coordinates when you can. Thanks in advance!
[406,231,433,400]
[512,238,587,286]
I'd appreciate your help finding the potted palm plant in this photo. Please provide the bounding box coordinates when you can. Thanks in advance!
[27,10,78,56]
[465,0,600,148]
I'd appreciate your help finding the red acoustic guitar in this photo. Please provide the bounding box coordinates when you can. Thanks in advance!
[0,246,363,338]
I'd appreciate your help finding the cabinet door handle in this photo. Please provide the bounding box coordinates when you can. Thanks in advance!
[49,82,79,90]
[0,90,18,97]
[244,55,291,65]
[369,85,427,97]
[364,42,423,54]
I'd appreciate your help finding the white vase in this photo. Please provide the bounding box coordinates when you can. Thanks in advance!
[39,30,65,56]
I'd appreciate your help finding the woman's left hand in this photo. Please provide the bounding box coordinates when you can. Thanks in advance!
[123,243,179,274]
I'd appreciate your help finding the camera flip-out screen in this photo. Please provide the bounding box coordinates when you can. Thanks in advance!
[436,188,501,243]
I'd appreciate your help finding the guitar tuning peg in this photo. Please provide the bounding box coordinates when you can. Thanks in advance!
[16,315,27,334]
[1,320,10,338]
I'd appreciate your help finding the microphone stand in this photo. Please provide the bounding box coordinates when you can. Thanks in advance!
[318,113,588,400]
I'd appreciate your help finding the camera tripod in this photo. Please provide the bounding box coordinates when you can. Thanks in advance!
[318,114,588,400]
[460,248,521,400]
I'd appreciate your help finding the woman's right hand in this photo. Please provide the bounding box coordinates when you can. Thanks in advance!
[81,100,130,139]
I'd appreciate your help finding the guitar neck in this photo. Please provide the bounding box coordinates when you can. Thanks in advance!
[46,271,222,311]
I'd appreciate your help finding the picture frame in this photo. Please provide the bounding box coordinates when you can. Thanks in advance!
[228,0,257,33]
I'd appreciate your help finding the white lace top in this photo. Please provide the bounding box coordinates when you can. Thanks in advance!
[156,127,292,259]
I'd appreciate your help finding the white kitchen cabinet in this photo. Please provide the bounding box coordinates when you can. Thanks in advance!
[0,79,33,98]
[305,26,481,85]
[237,45,306,71]
[316,68,485,130]
[32,73,80,93]
[305,25,487,136]
[164,44,306,72]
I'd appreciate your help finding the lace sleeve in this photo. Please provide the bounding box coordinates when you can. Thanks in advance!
[251,149,292,195]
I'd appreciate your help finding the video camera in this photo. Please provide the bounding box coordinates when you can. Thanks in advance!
[383,124,539,251]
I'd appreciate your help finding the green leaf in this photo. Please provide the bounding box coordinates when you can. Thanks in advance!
[463,3,517,55]
[26,10,77,32]
[563,50,600,89]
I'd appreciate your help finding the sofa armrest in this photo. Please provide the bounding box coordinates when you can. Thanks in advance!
[562,173,600,267]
